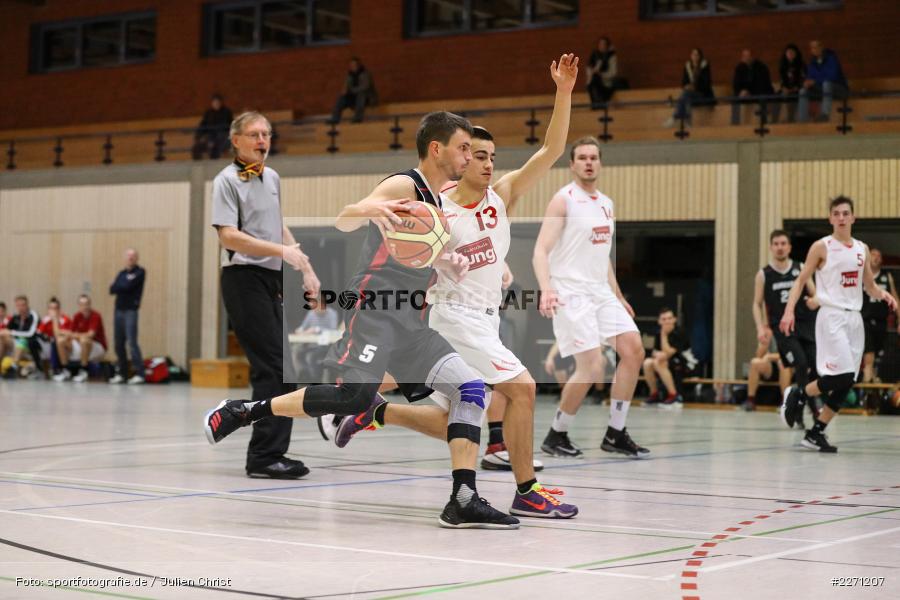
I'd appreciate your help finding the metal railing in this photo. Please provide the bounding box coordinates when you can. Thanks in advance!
[4,89,898,170]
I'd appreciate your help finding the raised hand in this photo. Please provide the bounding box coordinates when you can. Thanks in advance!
[551,53,579,93]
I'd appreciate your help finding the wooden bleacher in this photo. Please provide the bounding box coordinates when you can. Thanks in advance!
[3,78,899,170]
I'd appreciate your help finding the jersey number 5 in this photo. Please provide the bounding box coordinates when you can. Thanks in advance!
[475,206,498,231]
[359,344,377,364]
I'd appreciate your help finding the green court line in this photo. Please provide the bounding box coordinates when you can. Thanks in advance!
[0,576,157,600]
[374,507,900,599]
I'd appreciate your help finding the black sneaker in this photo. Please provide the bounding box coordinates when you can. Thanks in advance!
[541,429,583,458]
[601,427,650,458]
[801,429,838,453]
[438,495,520,529]
[204,399,252,444]
[779,386,803,429]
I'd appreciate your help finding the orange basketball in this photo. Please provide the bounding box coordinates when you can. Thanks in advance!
[384,200,451,268]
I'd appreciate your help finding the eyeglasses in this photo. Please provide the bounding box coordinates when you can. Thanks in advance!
[242,132,272,140]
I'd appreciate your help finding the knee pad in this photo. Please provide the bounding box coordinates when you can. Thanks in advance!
[818,373,855,412]
[303,381,380,417]
[425,354,484,443]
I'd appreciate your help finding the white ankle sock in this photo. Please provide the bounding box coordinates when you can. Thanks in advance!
[551,409,575,432]
[609,398,630,431]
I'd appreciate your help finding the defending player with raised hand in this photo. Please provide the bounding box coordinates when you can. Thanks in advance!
[320,53,581,519]
[534,136,649,459]
[779,196,897,452]
[204,111,521,529]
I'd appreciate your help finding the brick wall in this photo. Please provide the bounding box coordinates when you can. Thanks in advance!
[4,0,898,131]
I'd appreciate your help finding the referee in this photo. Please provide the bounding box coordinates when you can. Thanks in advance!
[211,111,320,479]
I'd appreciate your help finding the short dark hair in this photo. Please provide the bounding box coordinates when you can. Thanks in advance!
[471,126,493,142]
[14,295,27,303]
[570,136,602,161]
[659,306,675,317]
[829,195,854,213]
[769,229,790,243]
[415,111,473,159]
[48,296,60,307]
[0,302,6,310]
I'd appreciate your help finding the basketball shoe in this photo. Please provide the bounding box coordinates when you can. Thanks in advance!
[204,399,253,444]
[439,495,520,529]
[510,483,578,519]
[481,442,544,471]
[334,393,387,448]
[541,429,583,458]
[601,426,650,458]
[801,429,838,453]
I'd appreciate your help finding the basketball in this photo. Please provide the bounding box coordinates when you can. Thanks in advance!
[383,200,451,268]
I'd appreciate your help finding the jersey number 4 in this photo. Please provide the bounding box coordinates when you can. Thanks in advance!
[475,206,498,231]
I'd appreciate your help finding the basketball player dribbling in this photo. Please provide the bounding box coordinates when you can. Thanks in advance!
[204,111,521,529]
[780,196,897,452]
[535,136,649,459]
[322,54,581,519]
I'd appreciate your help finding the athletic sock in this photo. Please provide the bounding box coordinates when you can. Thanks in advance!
[488,421,504,445]
[551,409,575,433]
[812,419,828,434]
[608,398,630,431]
[747,395,755,404]
[516,478,538,495]
[373,401,387,427]
[452,469,477,507]
[245,399,273,420]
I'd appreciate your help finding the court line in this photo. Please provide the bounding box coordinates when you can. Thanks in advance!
[777,557,900,570]
[0,509,667,581]
[0,479,159,499]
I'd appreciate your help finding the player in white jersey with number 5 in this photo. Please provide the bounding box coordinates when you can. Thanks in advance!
[534,136,650,459]
[780,196,896,452]
[323,54,581,519]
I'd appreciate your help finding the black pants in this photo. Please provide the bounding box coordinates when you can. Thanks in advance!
[221,265,296,471]
[331,93,366,123]
[587,75,614,107]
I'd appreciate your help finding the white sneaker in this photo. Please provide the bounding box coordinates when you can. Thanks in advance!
[481,443,544,471]
[72,370,89,383]
[108,374,125,384]
[53,370,72,382]
[127,375,145,385]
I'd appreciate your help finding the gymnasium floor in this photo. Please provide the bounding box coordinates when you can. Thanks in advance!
[1,381,898,600]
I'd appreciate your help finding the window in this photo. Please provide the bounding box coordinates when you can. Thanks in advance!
[642,0,841,18]
[407,0,578,37]
[31,12,156,73]
[205,0,349,55]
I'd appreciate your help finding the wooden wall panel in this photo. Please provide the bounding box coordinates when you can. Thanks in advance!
[0,182,190,364]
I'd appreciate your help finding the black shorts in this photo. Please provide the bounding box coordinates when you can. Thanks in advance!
[324,308,458,402]
[864,319,887,355]
[553,353,575,375]
[773,330,816,370]
[762,360,780,382]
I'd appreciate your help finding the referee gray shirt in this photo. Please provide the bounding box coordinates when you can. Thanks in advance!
[211,162,283,271]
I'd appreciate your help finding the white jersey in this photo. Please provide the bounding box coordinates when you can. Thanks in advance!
[426,185,510,310]
[548,182,614,296]
[815,235,866,311]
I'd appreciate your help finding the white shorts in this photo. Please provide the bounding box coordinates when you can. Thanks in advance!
[71,340,106,362]
[428,302,527,386]
[553,290,638,358]
[38,339,53,360]
[815,305,864,376]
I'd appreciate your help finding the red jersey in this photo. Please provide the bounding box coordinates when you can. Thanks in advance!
[38,313,72,338]
[0,315,9,329]
[72,310,107,348]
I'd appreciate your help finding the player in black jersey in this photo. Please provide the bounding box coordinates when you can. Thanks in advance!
[862,248,900,382]
[203,111,520,529]
[752,230,820,428]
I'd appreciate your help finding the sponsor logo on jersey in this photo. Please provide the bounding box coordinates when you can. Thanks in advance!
[456,237,497,270]
[841,270,859,287]
[590,226,611,245]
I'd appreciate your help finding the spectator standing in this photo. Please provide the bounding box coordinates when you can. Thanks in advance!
[109,248,146,385]
[38,297,72,379]
[586,36,618,108]
[330,57,376,124]
[665,48,715,127]
[193,94,234,160]
[212,110,320,479]
[797,40,848,122]
[8,295,42,377]
[58,294,107,383]
[642,308,692,406]
[772,43,806,123]
[731,48,774,125]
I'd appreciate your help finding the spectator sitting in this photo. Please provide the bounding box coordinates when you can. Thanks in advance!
[586,36,618,109]
[193,93,234,160]
[0,301,12,359]
[109,248,146,385]
[58,294,107,383]
[731,48,774,125]
[742,336,792,412]
[664,48,715,128]
[7,295,43,378]
[293,295,340,383]
[643,307,693,406]
[772,43,806,123]
[37,297,72,380]
[330,57,376,124]
[797,40,848,122]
